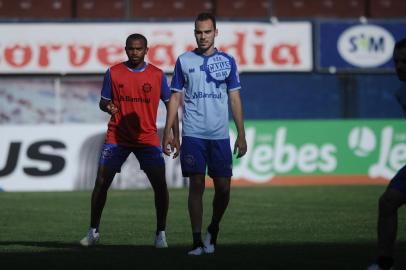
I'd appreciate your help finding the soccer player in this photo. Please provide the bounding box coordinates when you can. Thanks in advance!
[162,13,247,255]
[80,33,179,248]
[367,39,406,270]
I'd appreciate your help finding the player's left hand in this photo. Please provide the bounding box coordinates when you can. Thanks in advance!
[233,135,247,159]
[162,131,180,159]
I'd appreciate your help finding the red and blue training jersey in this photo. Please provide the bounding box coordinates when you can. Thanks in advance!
[101,62,170,147]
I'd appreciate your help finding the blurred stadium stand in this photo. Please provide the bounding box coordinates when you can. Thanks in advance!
[131,0,213,20]
[368,0,406,18]
[0,0,72,19]
[272,0,366,18]
[75,0,126,19]
[0,0,405,20]
[216,0,270,20]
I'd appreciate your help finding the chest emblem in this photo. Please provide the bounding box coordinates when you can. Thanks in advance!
[143,83,152,93]
[204,54,232,88]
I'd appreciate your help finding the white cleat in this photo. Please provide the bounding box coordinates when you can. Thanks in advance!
[203,231,215,254]
[187,246,204,256]
[80,228,100,247]
[366,264,392,270]
[154,231,168,248]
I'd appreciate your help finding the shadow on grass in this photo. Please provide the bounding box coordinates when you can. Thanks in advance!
[1,241,406,270]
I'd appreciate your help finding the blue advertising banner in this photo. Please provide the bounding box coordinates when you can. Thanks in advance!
[316,20,406,72]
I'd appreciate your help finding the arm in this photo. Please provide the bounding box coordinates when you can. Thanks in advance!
[229,90,247,158]
[99,69,119,115]
[162,91,182,158]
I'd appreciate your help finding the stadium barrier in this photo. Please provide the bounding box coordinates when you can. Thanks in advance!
[1,120,403,191]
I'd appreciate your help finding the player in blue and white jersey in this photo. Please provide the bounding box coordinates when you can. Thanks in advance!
[162,12,247,255]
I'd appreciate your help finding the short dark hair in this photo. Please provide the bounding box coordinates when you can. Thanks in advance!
[195,12,216,29]
[126,33,147,48]
[395,38,406,51]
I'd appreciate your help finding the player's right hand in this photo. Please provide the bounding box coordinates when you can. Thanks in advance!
[107,102,119,115]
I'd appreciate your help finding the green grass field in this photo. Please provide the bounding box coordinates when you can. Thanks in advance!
[1,185,406,270]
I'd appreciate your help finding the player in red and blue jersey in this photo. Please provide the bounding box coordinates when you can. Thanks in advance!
[80,33,179,248]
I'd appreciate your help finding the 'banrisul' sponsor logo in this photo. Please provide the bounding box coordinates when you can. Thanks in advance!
[192,91,222,99]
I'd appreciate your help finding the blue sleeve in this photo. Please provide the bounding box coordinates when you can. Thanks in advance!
[226,57,241,92]
[101,69,112,100]
[160,71,170,102]
[170,58,185,92]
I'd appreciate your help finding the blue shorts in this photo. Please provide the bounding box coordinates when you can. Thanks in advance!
[99,144,165,172]
[180,136,232,178]
[389,164,406,193]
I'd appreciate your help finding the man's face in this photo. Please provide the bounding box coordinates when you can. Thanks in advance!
[194,19,217,53]
[394,47,406,82]
[125,39,148,67]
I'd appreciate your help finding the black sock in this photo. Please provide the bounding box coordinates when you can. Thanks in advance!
[192,232,203,248]
[377,256,394,270]
[156,225,165,233]
[207,223,219,245]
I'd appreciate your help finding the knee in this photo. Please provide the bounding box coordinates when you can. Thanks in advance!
[215,184,230,198]
[379,193,401,215]
[145,167,167,187]
[153,180,168,195]
[150,176,167,190]
[189,183,204,196]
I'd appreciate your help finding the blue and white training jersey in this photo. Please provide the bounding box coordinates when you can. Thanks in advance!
[170,49,241,139]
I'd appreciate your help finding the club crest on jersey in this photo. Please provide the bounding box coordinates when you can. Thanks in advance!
[204,53,232,88]
[142,83,152,93]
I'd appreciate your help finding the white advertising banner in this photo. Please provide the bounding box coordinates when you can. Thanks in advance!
[0,22,312,73]
[0,124,105,191]
[0,124,184,191]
